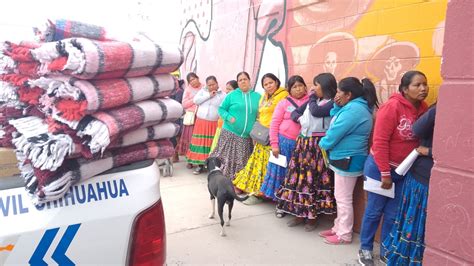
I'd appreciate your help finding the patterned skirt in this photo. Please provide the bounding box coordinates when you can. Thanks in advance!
[260,134,296,200]
[209,129,253,180]
[186,118,218,165]
[275,135,336,219]
[233,142,272,194]
[382,172,429,265]
[176,125,194,155]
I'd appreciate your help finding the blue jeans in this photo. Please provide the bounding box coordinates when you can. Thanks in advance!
[360,155,404,257]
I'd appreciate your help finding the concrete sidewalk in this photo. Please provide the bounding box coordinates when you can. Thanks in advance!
[161,160,366,265]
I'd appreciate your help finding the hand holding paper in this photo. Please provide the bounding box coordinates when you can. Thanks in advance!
[395,149,420,176]
[269,151,287,168]
[364,176,395,198]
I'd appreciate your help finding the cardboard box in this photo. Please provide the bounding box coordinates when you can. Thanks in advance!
[0,148,20,178]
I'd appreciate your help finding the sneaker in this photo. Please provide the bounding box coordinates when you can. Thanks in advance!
[358,249,375,266]
[324,234,351,245]
[193,166,204,175]
[242,195,263,205]
[318,229,336,238]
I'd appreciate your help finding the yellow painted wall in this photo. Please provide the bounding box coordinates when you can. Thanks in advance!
[353,0,447,104]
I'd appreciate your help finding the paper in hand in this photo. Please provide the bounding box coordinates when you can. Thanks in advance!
[395,149,420,176]
[363,176,395,198]
[269,151,287,168]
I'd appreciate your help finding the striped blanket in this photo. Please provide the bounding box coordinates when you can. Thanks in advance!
[31,74,178,128]
[34,19,109,42]
[1,73,44,106]
[1,42,39,76]
[29,38,183,79]
[0,124,14,147]
[19,139,174,205]
[10,98,183,171]
[77,98,184,154]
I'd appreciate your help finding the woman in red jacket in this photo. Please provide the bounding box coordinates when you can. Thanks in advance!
[358,71,429,265]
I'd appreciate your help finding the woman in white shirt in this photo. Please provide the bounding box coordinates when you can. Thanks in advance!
[186,76,226,174]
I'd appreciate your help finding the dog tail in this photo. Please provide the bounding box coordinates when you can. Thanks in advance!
[227,185,249,202]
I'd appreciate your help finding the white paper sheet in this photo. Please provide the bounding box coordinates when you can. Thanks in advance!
[363,176,395,198]
[269,151,287,168]
[395,149,420,176]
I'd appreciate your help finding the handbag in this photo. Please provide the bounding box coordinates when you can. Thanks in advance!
[250,121,270,145]
[183,110,196,126]
[329,157,352,170]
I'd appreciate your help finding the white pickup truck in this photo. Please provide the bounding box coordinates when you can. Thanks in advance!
[0,159,166,265]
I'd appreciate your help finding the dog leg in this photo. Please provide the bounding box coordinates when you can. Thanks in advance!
[209,198,215,219]
[226,200,234,226]
[220,225,226,237]
[218,200,226,236]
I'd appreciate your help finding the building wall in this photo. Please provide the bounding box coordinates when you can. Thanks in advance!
[424,0,474,264]
[179,0,446,105]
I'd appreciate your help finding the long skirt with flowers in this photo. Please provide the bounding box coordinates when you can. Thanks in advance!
[233,142,272,194]
[382,172,429,265]
[275,135,336,219]
[260,134,296,200]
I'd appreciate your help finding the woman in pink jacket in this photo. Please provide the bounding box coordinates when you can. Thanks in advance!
[177,72,204,168]
[260,75,308,213]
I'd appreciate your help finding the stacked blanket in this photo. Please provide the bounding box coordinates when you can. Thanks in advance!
[20,139,174,204]
[0,20,184,205]
[31,74,179,128]
[33,19,142,43]
[2,37,184,79]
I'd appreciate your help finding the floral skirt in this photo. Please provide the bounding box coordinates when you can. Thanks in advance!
[260,134,296,200]
[233,142,272,194]
[186,118,217,165]
[176,125,194,156]
[275,135,336,219]
[209,129,253,179]
[382,172,429,265]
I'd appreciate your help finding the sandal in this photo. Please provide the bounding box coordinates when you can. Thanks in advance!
[275,210,286,218]
[287,217,304,227]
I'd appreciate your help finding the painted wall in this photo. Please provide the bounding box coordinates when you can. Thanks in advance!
[179,0,446,105]
[424,0,474,264]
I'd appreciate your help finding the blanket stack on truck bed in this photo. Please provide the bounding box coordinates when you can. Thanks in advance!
[0,19,184,204]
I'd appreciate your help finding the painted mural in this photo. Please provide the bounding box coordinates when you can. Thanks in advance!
[179,0,447,104]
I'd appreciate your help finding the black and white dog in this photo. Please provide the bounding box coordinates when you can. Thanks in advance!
[205,157,249,236]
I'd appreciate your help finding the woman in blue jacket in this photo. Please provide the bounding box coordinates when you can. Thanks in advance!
[318,77,378,245]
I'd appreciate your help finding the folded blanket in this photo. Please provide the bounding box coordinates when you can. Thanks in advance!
[0,124,15,147]
[1,74,44,106]
[11,106,182,171]
[109,122,180,148]
[34,19,109,42]
[1,41,40,75]
[18,139,174,205]
[31,74,178,128]
[77,98,184,154]
[29,38,183,79]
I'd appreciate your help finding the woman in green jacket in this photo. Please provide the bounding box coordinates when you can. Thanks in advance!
[210,71,261,180]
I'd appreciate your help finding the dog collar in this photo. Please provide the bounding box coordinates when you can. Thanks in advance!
[209,167,222,174]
